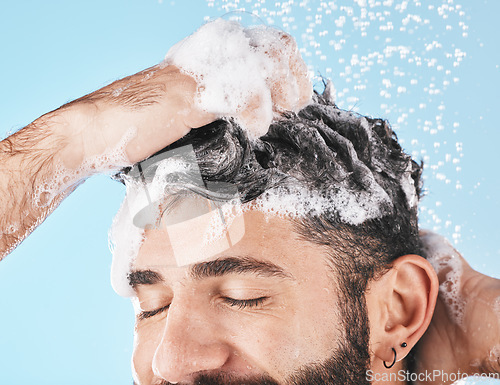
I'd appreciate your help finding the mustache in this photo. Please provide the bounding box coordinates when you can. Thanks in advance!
[152,372,280,385]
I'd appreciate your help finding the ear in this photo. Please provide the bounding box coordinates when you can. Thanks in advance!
[366,255,439,366]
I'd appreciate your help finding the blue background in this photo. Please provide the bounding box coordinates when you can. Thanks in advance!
[0,0,498,384]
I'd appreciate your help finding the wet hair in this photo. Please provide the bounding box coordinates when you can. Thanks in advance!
[119,89,424,284]
[121,91,423,271]
[118,90,424,375]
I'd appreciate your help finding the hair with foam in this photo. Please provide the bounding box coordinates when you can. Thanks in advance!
[115,88,424,289]
[113,88,426,376]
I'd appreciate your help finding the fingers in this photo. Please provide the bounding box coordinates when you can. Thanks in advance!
[164,20,312,138]
[264,30,312,112]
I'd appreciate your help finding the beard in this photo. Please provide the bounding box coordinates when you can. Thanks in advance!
[151,339,370,385]
[151,295,372,385]
[147,267,372,385]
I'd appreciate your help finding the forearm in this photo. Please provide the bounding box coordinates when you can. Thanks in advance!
[0,111,83,259]
[0,65,207,259]
[0,51,302,258]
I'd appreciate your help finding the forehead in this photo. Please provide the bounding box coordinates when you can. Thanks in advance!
[133,208,331,278]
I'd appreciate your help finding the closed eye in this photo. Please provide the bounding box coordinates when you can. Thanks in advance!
[138,304,170,320]
[222,296,269,309]
[137,296,270,319]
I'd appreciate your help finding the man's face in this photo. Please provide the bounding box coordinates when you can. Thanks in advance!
[129,208,371,385]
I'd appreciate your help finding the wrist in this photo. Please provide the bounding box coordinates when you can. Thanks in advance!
[48,103,99,170]
[56,102,132,174]
[52,65,213,170]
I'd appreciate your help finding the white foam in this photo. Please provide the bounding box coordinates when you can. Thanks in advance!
[489,344,500,359]
[110,20,316,296]
[202,199,245,246]
[109,180,146,297]
[421,230,465,328]
[323,79,337,105]
[33,126,136,209]
[109,146,209,297]
[110,20,404,297]
[109,116,396,297]
[111,157,392,297]
[2,127,135,260]
[471,344,500,376]
[400,161,418,208]
[253,181,391,226]
[164,19,312,139]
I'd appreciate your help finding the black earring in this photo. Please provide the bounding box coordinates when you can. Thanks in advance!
[383,347,397,369]
[401,342,407,348]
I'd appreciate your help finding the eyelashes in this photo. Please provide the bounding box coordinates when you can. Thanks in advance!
[138,296,269,320]
[221,296,269,310]
[138,304,170,320]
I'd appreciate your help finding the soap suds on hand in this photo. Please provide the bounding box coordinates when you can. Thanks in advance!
[110,20,316,296]
[110,20,415,298]
[164,18,312,138]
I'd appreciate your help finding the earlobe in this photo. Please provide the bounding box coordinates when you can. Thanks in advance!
[367,255,439,364]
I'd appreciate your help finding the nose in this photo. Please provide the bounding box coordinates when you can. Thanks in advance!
[152,299,231,383]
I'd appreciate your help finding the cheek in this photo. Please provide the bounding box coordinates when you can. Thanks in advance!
[215,303,339,380]
[218,313,299,379]
[132,322,164,385]
[280,287,342,368]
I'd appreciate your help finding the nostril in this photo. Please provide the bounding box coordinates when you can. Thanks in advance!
[152,334,232,383]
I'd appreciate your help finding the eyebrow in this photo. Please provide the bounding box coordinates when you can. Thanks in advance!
[190,256,293,281]
[128,269,163,288]
[128,256,293,288]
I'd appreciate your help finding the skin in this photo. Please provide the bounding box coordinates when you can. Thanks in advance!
[131,210,343,384]
[0,28,310,259]
[414,237,500,384]
[0,27,498,384]
[127,206,439,385]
